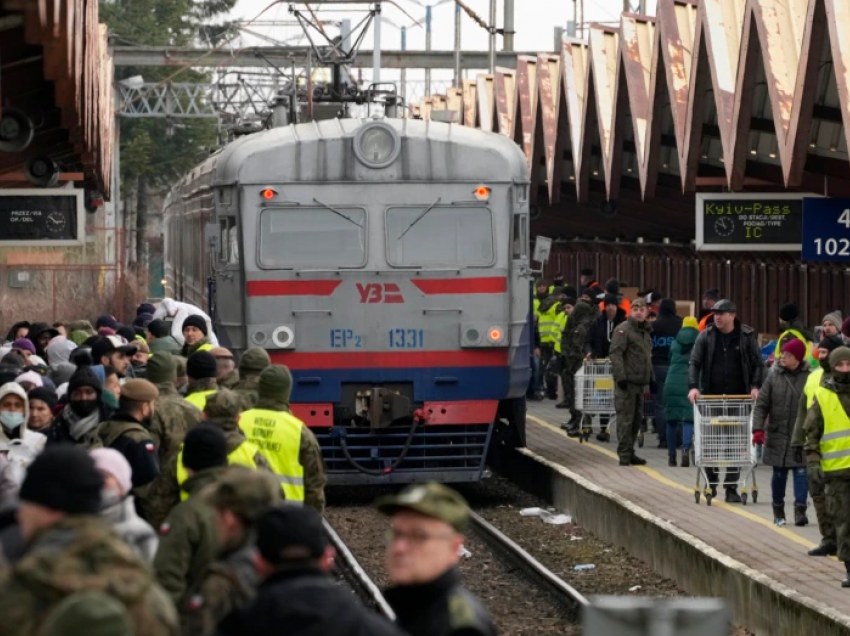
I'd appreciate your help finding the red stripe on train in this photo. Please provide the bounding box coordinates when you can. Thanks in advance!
[270,349,508,369]
[411,277,507,294]
[246,280,342,297]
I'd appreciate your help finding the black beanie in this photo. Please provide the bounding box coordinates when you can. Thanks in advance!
[28,387,57,411]
[68,365,102,396]
[117,326,136,343]
[563,286,578,299]
[20,446,104,515]
[779,302,799,322]
[659,298,677,316]
[182,424,228,472]
[147,320,170,339]
[187,351,217,380]
[819,334,844,354]
[183,315,208,336]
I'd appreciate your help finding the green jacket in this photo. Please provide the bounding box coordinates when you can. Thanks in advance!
[608,317,653,386]
[232,375,261,410]
[561,301,595,372]
[182,338,213,358]
[153,467,226,606]
[803,376,850,479]
[219,369,240,390]
[664,326,699,422]
[150,336,182,357]
[0,516,179,635]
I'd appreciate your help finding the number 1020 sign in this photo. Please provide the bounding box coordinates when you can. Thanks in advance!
[802,198,850,261]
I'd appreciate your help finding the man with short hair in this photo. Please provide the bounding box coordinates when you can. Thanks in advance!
[609,298,654,466]
[688,299,764,502]
[182,467,281,636]
[698,289,720,331]
[212,347,239,389]
[233,348,271,409]
[0,446,179,635]
[185,352,219,411]
[92,335,138,379]
[379,483,496,636]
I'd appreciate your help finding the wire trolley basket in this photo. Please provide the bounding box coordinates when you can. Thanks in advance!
[692,396,758,506]
[575,360,615,413]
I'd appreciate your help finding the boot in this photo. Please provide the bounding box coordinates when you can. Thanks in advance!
[680,451,690,468]
[843,562,850,588]
[725,487,742,504]
[596,429,610,442]
[668,455,677,467]
[773,504,786,527]
[808,541,838,557]
[794,504,809,527]
[630,454,647,466]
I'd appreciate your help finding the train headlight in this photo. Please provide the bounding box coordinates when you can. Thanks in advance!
[354,122,400,169]
[487,327,504,344]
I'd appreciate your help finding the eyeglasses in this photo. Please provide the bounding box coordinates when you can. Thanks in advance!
[385,528,455,547]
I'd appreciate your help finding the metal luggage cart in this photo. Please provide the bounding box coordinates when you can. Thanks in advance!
[574,359,617,443]
[693,396,759,506]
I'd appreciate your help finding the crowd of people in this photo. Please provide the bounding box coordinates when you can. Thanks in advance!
[531,270,850,588]
[0,302,496,635]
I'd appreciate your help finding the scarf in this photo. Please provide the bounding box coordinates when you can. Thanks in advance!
[63,404,102,442]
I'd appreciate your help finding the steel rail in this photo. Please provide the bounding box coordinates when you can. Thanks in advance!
[469,510,589,618]
[323,518,396,620]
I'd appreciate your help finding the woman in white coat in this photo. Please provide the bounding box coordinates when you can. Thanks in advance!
[151,298,219,347]
[0,383,46,502]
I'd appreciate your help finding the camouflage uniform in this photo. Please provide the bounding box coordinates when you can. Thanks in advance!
[608,316,653,462]
[182,338,213,359]
[233,348,272,409]
[181,468,281,636]
[233,375,260,409]
[95,415,160,513]
[559,301,595,425]
[0,516,179,635]
[219,369,240,390]
[153,467,227,607]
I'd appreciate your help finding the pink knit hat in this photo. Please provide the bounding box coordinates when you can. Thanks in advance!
[781,338,806,363]
[89,447,132,495]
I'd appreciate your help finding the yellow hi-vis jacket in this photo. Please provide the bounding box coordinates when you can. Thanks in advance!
[775,329,816,367]
[175,441,259,501]
[238,408,305,502]
[185,390,216,412]
[538,303,561,346]
[816,386,850,473]
[804,368,825,408]
[554,312,568,354]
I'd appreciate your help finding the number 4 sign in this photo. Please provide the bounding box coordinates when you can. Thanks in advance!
[802,198,850,261]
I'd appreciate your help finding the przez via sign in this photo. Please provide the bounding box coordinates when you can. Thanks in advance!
[695,193,811,251]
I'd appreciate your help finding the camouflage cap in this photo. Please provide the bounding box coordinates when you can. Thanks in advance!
[376,482,470,533]
[239,347,271,373]
[207,465,282,522]
[631,297,647,309]
[37,591,132,636]
[203,388,243,420]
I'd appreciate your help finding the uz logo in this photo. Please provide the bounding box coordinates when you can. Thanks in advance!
[356,283,404,304]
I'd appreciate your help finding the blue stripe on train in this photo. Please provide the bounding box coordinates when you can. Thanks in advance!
[290,366,511,403]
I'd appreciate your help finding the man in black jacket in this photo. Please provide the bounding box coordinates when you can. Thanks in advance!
[587,295,626,359]
[379,483,496,636]
[651,299,682,450]
[688,299,765,502]
[219,505,403,636]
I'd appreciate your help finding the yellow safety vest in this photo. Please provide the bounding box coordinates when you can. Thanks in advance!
[185,390,217,411]
[533,298,541,317]
[816,387,850,473]
[775,329,814,362]
[554,312,568,354]
[538,303,561,345]
[175,441,259,501]
[238,408,305,502]
[804,367,825,408]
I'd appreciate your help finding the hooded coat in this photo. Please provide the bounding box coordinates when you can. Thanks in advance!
[44,336,77,366]
[0,383,45,492]
[664,326,699,423]
[752,360,810,468]
[152,299,219,347]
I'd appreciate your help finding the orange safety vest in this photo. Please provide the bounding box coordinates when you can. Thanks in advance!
[698,311,715,332]
[620,297,632,315]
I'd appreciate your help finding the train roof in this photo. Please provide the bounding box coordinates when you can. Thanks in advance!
[207,117,529,186]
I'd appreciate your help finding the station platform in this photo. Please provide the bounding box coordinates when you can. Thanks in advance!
[514,401,850,636]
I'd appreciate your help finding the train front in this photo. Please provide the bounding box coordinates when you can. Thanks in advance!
[223,117,531,484]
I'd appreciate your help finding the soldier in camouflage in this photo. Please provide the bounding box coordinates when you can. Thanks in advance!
[174,355,189,396]
[559,300,596,436]
[0,446,179,635]
[144,353,204,527]
[181,467,281,636]
[608,298,654,466]
[232,348,271,409]
[212,348,240,390]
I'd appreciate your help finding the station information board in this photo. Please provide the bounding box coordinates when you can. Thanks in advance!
[0,189,84,246]
[695,193,807,251]
[802,198,850,261]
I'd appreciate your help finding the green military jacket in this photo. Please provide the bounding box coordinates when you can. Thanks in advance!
[608,317,653,387]
[804,378,850,480]
[150,336,182,356]
[0,516,179,635]
[232,375,260,410]
[219,369,240,390]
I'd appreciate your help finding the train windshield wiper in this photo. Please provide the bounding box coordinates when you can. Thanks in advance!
[312,198,363,228]
[397,197,442,240]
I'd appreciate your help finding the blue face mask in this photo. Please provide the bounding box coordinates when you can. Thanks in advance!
[0,411,24,431]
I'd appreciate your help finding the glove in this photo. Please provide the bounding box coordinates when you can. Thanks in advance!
[793,446,804,465]
[617,380,629,391]
[752,430,765,447]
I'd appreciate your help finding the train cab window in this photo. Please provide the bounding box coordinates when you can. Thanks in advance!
[258,206,366,268]
[386,205,494,267]
[512,214,528,259]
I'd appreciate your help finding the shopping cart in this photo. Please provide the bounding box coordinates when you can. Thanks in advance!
[693,395,759,506]
[574,359,617,443]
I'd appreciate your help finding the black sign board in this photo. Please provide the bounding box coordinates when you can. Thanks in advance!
[695,194,808,251]
[0,190,82,243]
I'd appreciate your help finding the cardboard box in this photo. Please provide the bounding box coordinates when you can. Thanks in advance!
[675,301,696,318]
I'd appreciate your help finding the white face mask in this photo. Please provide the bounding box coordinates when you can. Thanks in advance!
[100,488,123,508]
[0,411,24,431]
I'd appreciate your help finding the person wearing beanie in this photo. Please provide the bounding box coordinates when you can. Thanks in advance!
[212,347,240,390]
[11,338,36,365]
[234,348,272,409]
[15,370,43,392]
[802,346,850,586]
[181,315,214,358]
[27,386,57,434]
[580,268,598,289]
[664,317,700,468]
[96,315,120,332]
[752,339,811,528]
[185,351,219,412]
[823,311,843,338]
[147,319,182,357]
[137,302,157,317]
[134,312,155,331]
[152,298,219,349]
[180,467,282,635]
[153,424,229,606]
[48,364,113,446]
[604,277,632,315]
[649,298,683,453]
[0,445,179,635]
[239,365,326,513]
[91,447,158,563]
[775,301,815,362]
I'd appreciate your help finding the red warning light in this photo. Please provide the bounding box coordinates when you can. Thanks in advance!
[261,188,277,200]
[474,185,491,201]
